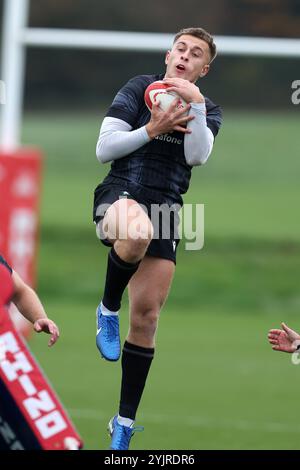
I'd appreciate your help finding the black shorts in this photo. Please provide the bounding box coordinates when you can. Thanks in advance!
[93,177,181,264]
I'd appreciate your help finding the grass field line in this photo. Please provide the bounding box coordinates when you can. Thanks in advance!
[69,408,300,434]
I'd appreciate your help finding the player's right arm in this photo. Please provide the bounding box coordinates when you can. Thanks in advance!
[96,117,150,163]
[97,101,193,163]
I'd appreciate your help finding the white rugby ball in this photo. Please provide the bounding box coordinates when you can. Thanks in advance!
[144,80,187,113]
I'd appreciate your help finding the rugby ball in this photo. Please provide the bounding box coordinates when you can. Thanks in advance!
[144,80,187,113]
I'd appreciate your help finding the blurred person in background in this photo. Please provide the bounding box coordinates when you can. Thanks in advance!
[93,27,222,450]
[0,255,59,346]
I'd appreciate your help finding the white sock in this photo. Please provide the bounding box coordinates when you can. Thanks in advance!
[101,301,119,316]
[117,415,134,428]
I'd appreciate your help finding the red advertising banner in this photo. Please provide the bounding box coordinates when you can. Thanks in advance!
[0,149,42,336]
[0,303,83,450]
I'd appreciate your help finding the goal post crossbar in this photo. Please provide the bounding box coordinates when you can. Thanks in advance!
[20,28,300,58]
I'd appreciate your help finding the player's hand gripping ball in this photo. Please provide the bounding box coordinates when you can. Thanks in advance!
[144,80,188,114]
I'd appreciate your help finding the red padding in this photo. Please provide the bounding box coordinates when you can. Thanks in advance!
[0,264,14,304]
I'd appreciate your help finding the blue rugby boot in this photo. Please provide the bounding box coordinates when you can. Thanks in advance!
[96,303,121,361]
[108,415,144,450]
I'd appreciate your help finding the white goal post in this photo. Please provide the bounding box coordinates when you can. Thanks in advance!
[1,0,300,152]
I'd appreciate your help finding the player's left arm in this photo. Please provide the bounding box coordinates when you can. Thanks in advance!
[163,78,221,166]
[11,271,59,347]
[184,103,215,166]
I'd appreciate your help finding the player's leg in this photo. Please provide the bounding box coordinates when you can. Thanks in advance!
[96,197,154,361]
[127,256,175,348]
[109,256,175,449]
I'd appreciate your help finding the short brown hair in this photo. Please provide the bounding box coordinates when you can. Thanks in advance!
[173,27,217,63]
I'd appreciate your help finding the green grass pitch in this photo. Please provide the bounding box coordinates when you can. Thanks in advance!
[22,111,300,449]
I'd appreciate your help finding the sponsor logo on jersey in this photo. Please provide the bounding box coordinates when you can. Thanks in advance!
[155,134,183,145]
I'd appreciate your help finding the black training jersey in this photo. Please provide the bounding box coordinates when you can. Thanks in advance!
[0,255,12,274]
[105,74,222,203]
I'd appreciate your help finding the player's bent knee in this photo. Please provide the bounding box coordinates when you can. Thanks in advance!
[126,215,153,242]
[125,224,153,254]
[104,199,154,247]
[96,220,117,245]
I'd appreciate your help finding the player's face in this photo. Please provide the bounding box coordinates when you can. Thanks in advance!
[165,35,211,83]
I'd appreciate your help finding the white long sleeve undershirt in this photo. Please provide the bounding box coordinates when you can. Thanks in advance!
[96,102,214,167]
[184,102,214,166]
[96,118,150,163]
